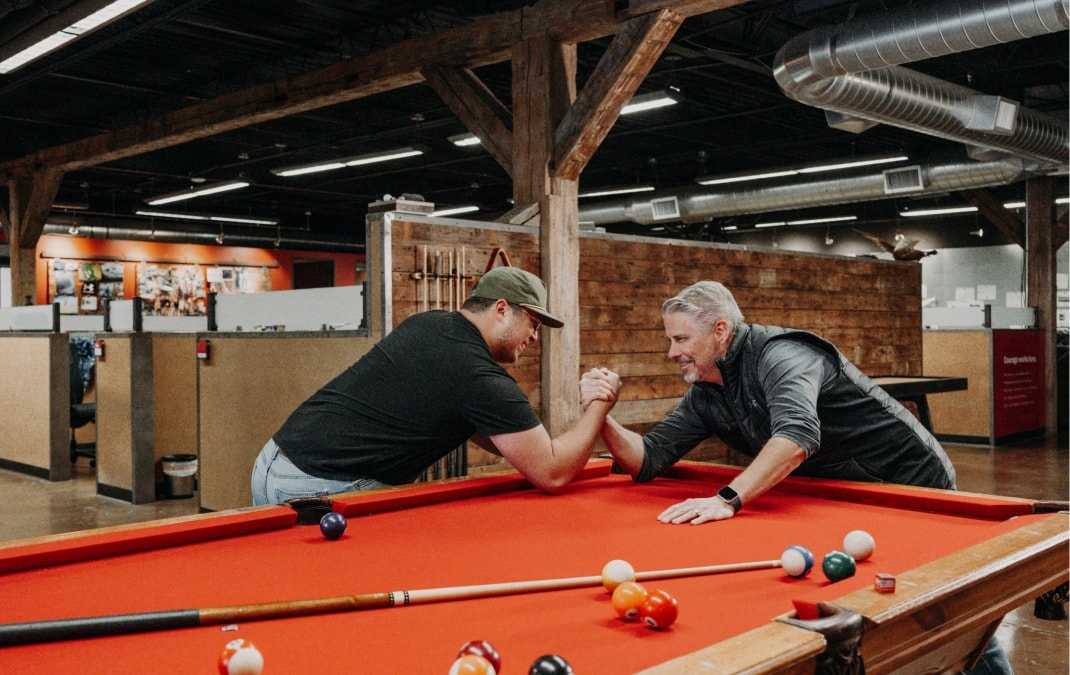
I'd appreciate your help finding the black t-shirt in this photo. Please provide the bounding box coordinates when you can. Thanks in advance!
[273,311,541,484]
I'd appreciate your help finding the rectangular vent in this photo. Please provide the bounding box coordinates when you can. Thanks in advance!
[882,165,925,194]
[650,196,680,220]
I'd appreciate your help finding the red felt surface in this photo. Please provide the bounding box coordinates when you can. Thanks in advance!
[0,470,1034,674]
[0,507,297,574]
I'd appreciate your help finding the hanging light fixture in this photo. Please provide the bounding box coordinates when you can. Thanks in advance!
[145,180,250,206]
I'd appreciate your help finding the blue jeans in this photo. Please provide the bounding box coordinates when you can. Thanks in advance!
[250,438,389,505]
[964,637,1013,675]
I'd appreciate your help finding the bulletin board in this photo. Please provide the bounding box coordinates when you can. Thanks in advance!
[46,258,273,316]
[48,260,124,315]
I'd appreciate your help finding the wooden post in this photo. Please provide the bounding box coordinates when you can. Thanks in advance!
[6,171,63,306]
[512,27,580,435]
[1025,176,1057,438]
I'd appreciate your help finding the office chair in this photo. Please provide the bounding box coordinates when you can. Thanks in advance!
[69,339,97,465]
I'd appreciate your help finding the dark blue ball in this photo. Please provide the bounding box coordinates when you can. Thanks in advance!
[319,511,347,540]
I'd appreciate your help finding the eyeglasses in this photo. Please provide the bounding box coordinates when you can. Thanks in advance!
[508,302,541,336]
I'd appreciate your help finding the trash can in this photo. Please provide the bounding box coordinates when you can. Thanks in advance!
[162,454,198,499]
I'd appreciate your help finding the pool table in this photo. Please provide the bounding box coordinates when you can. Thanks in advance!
[0,461,1066,674]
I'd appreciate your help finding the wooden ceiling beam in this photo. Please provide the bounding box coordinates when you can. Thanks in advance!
[9,169,64,246]
[957,188,1024,247]
[554,9,683,181]
[421,66,514,177]
[0,0,749,180]
[1055,207,1068,249]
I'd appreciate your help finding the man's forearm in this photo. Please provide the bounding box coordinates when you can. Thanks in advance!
[599,415,645,477]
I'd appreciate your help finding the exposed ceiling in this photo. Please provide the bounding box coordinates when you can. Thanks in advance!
[0,0,1066,252]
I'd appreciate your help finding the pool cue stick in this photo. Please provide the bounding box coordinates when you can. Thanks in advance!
[421,245,428,311]
[434,250,442,309]
[447,249,454,311]
[460,246,466,301]
[0,559,782,646]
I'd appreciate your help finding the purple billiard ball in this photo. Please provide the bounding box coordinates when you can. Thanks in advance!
[319,511,347,540]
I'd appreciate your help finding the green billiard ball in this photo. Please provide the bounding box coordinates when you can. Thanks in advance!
[822,550,857,582]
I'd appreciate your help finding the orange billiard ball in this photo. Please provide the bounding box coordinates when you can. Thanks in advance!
[611,580,648,620]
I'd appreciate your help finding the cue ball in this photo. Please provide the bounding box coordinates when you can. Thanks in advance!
[601,558,636,592]
[639,589,679,630]
[822,550,857,582]
[529,654,574,675]
[611,580,648,620]
[319,511,347,540]
[843,530,875,562]
[780,545,815,578]
[449,654,496,675]
[218,638,264,675]
[458,639,502,674]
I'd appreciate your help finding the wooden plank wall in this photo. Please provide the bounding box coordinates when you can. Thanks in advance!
[385,217,923,465]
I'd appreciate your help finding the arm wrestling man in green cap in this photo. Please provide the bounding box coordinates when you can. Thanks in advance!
[252,266,621,505]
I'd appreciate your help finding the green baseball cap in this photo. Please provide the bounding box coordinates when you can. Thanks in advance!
[470,267,564,328]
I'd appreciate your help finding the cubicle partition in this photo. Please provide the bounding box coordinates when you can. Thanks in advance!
[0,325,71,481]
[196,332,373,511]
[925,329,1047,445]
[93,333,198,503]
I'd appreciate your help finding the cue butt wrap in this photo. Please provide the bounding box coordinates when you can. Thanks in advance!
[0,609,200,647]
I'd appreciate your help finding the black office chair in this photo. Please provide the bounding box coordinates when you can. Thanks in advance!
[69,339,97,465]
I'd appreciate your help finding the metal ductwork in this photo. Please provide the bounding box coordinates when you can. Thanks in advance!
[773,0,1069,166]
[42,216,363,253]
[578,154,1026,227]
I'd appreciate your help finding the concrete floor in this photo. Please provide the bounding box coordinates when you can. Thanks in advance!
[1,436,1066,673]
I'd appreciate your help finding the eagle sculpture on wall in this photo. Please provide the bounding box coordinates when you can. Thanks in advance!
[853,229,938,261]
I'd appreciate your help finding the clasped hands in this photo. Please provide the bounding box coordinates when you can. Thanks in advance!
[580,367,621,409]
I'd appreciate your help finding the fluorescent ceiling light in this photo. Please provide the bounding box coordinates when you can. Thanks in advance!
[272,147,423,177]
[696,154,909,186]
[787,215,857,226]
[796,155,909,174]
[52,201,89,211]
[144,180,249,206]
[620,89,679,115]
[579,185,655,198]
[136,209,278,225]
[900,206,978,217]
[1003,197,1069,209]
[0,0,153,74]
[449,133,481,147]
[431,205,479,217]
[753,215,857,229]
[698,170,797,186]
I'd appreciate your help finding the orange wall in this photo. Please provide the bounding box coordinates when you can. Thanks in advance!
[35,235,364,304]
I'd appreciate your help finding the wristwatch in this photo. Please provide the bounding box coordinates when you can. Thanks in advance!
[716,485,742,514]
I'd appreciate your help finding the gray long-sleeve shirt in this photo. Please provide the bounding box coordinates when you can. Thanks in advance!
[637,323,957,489]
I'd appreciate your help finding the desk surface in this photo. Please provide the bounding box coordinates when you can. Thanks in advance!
[871,375,968,397]
[1,462,1065,674]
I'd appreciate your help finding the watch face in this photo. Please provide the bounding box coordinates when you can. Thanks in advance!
[718,486,739,501]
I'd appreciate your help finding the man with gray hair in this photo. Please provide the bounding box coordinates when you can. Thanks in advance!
[581,280,1011,674]
[583,279,956,521]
